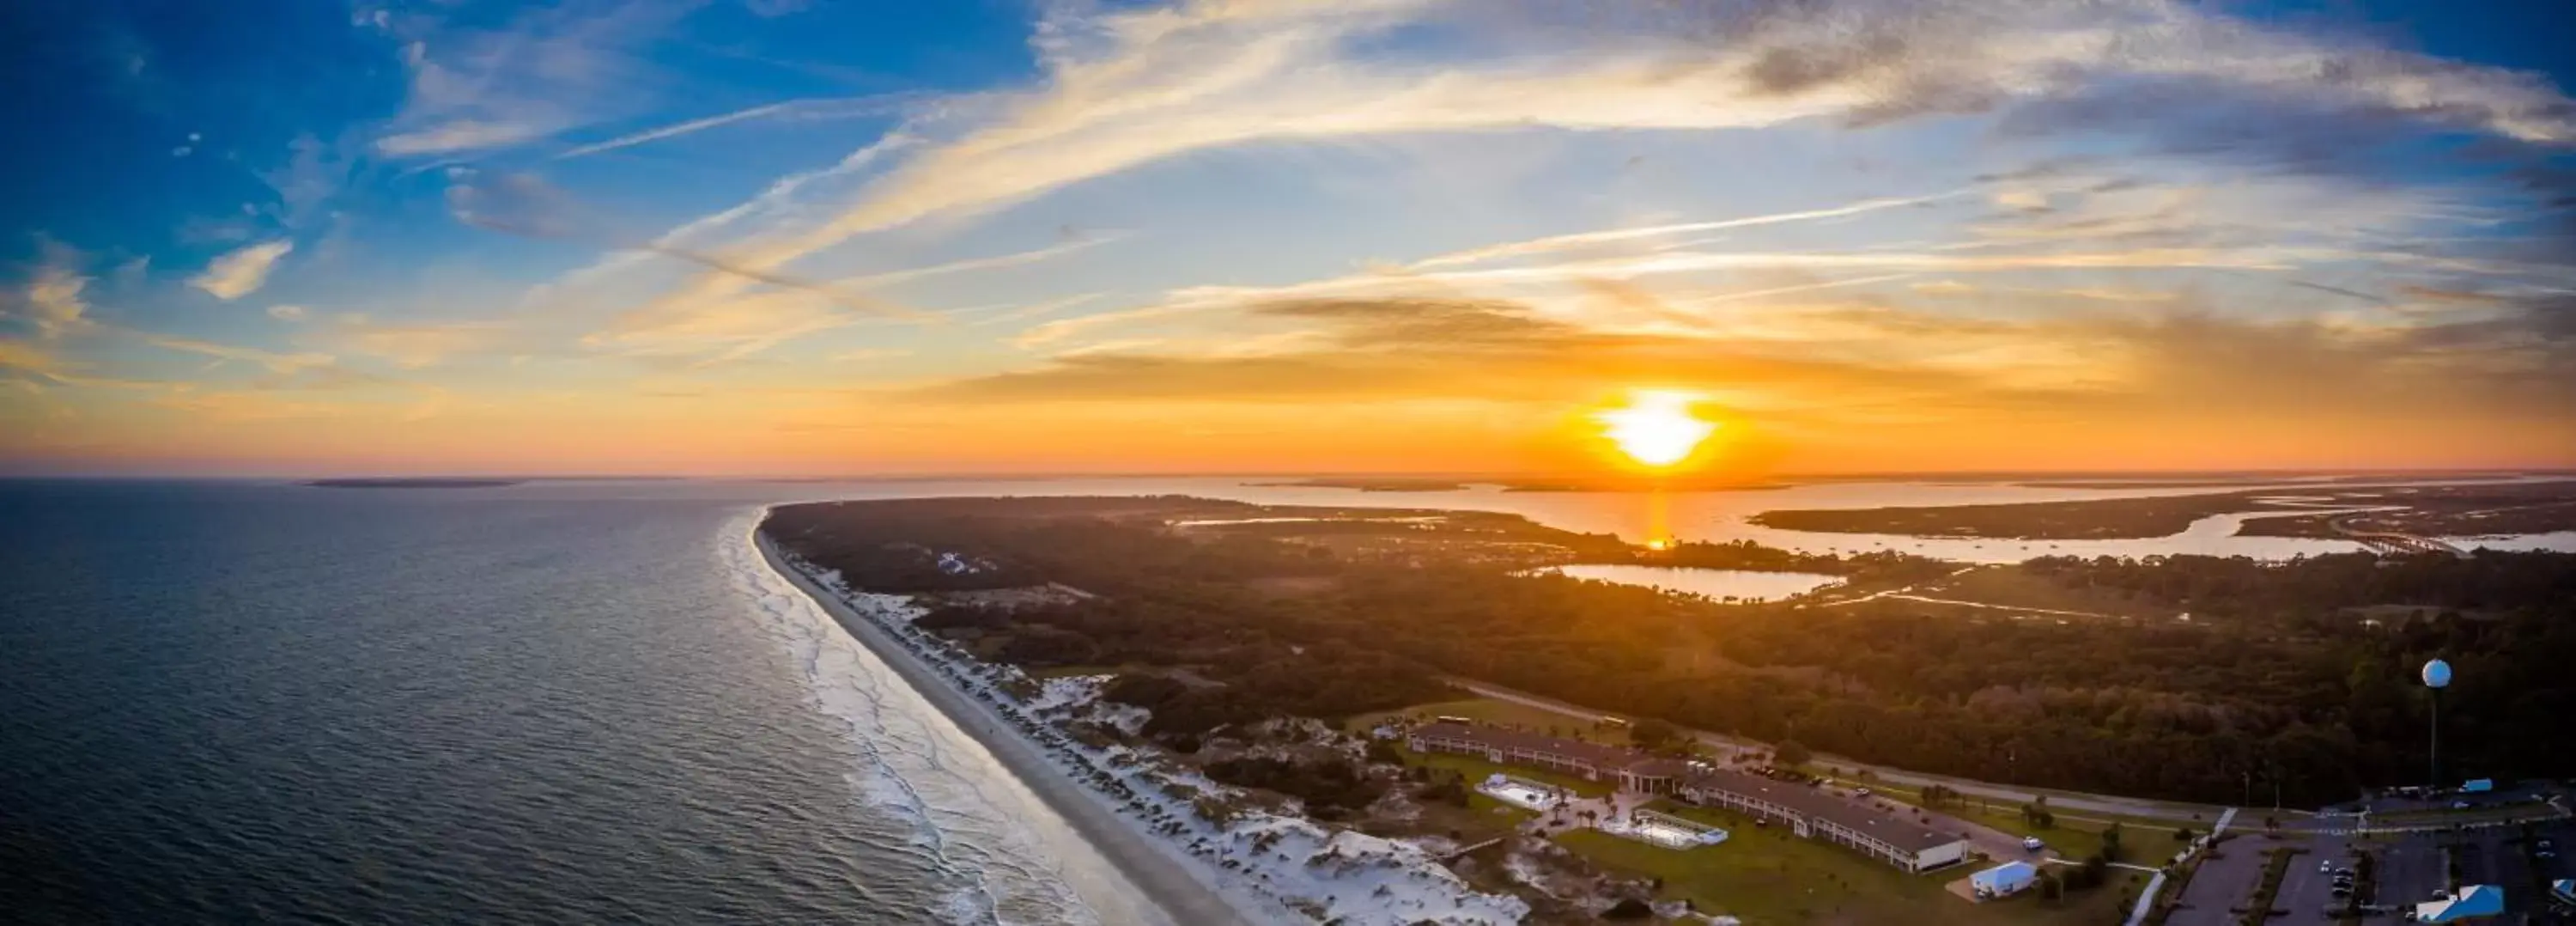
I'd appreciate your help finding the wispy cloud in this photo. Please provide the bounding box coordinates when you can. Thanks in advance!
[374,1,692,156]
[657,0,2573,293]
[190,240,294,301]
[1405,194,1961,270]
[140,334,334,375]
[963,292,1107,327]
[0,339,68,375]
[552,96,902,159]
[380,120,553,156]
[553,101,803,159]
[841,235,1124,290]
[328,320,514,369]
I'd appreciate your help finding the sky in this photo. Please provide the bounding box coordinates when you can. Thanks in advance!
[3,0,2573,478]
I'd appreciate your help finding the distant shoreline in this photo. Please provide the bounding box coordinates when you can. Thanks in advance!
[753,527,1256,926]
[303,478,524,489]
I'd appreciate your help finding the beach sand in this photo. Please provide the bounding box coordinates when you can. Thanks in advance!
[756,530,1256,926]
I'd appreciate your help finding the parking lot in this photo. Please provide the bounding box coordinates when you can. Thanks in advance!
[2271,835,2354,923]
[2369,823,2570,919]
[2165,834,2280,926]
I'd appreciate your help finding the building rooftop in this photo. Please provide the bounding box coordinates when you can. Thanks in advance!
[1973,861,2036,886]
[2416,884,2504,923]
[1683,766,1963,853]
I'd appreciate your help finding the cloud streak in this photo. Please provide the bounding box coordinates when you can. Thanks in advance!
[552,101,800,160]
[190,240,294,301]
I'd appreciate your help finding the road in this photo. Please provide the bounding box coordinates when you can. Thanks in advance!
[1814,565,1980,606]
[1446,676,2233,824]
[2330,516,2469,557]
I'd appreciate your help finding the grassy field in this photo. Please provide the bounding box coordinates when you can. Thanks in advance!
[1560,801,2139,925]
[1345,697,1632,739]
[1906,565,2174,620]
[2365,803,2565,829]
[1848,781,2193,865]
[1389,745,1618,798]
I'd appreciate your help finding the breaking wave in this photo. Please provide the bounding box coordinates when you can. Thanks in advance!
[718,509,1103,926]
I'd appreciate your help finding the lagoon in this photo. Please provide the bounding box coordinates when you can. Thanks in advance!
[1541,564,1846,601]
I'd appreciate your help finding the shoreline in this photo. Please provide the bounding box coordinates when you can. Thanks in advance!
[753,526,1257,926]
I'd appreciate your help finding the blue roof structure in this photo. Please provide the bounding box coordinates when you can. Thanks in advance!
[2415,885,2504,922]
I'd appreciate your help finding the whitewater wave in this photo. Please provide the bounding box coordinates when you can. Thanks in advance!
[718,509,1103,926]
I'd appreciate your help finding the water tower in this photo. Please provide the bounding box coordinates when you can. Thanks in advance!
[2421,658,2451,789]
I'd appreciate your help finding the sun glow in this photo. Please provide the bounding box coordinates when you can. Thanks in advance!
[1595,390,1718,468]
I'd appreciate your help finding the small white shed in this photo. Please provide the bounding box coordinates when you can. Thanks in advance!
[1971,861,2038,899]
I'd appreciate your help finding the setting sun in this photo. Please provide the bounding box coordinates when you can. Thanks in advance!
[1595,391,1719,468]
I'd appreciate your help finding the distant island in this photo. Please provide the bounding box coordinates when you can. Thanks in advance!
[1255,476,1793,493]
[1249,477,1472,491]
[303,478,523,489]
[1752,478,2576,539]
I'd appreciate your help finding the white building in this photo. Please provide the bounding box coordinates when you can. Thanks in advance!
[1679,767,1971,873]
[1406,722,1968,872]
[1971,861,2038,899]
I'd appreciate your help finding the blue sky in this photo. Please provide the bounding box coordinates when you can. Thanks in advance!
[3,0,2573,476]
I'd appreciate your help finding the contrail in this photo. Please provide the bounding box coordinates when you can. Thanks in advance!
[446,173,933,320]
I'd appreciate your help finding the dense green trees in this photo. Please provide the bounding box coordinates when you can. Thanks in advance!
[1772,740,1813,768]
[1629,718,1680,751]
[769,499,2576,806]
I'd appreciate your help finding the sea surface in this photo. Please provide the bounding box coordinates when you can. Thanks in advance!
[3,476,2567,923]
[0,479,1145,925]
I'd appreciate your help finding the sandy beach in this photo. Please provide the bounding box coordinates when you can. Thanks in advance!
[755,528,1256,926]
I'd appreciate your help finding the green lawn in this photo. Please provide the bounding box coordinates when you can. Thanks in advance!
[2366,803,2561,829]
[1948,803,2187,866]
[1390,746,1618,798]
[1558,801,2136,925]
[1850,782,2193,865]
[1346,697,1624,738]
[1907,565,2172,620]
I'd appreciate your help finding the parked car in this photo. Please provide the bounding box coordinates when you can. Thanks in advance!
[2320,860,2335,873]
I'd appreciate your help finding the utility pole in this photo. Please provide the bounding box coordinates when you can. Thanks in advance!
[2428,685,2440,791]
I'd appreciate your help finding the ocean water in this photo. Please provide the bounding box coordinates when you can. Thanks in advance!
[0,479,1142,925]
[4,475,2564,923]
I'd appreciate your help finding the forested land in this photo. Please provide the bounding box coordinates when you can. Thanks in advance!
[1752,479,2576,539]
[765,497,2576,806]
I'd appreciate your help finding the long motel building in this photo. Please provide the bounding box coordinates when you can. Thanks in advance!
[1405,722,1970,873]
